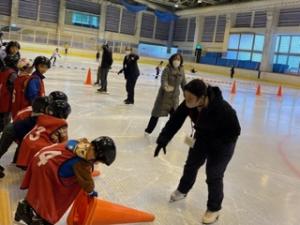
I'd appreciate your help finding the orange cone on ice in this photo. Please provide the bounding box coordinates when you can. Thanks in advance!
[84,68,92,85]
[67,191,155,225]
[277,85,283,97]
[256,84,261,96]
[230,80,236,94]
[91,170,101,177]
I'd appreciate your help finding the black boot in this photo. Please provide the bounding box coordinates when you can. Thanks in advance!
[14,200,34,224]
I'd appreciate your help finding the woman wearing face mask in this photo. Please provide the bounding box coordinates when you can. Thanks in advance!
[153,79,241,224]
[145,53,186,134]
[118,47,140,104]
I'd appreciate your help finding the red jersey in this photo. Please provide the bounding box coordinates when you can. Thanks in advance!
[13,106,32,122]
[21,143,81,224]
[0,68,15,113]
[11,74,30,118]
[16,114,68,168]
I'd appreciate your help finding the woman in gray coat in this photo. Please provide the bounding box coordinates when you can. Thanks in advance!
[145,53,186,134]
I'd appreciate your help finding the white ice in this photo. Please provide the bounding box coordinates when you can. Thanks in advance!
[1,53,300,225]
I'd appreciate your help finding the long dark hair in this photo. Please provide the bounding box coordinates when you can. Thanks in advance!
[184,79,207,97]
[168,53,183,68]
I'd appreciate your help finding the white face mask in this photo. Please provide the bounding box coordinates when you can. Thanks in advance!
[125,51,131,56]
[172,60,181,68]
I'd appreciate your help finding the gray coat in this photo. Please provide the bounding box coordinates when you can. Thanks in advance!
[151,64,186,117]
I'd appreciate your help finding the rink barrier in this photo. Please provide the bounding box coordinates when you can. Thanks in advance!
[52,63,284,96]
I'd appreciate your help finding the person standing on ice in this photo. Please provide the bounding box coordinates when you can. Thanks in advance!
[15,136,116,225]
[96,43,113,93]
[145,53,186,134]
[49,48,60,66]
[154,79,241,224]
[118,47,140,104]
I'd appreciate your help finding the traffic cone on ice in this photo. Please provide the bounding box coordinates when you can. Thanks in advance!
[277,85,283,97]
[230,80,236,94]
[84,68,92,85]
[91,170,100,177]
[256,84,261,96]
[67,191,155,225]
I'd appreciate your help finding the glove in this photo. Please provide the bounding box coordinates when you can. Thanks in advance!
[164,85,174,92]
[154,144,166,157]
[88,190,98,198]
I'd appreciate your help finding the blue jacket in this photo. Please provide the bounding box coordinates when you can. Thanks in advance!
[26,71,45,103]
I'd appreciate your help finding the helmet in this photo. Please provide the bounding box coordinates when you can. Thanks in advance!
[17,58,32,70]
[33,56,51,69]
[49,91,68,102]
[4,52,20,69]
[91,136,116,166]
[47,100,71,119]
[32,96,53,113]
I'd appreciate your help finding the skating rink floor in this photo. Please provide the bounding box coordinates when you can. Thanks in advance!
[1,53,300,225]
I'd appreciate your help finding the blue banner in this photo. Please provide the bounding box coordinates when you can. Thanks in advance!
[121,0,147,13]
[154,10,179,22]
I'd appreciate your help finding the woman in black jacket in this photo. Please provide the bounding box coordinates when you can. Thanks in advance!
[154,79,241,224]
[118,47,140,104]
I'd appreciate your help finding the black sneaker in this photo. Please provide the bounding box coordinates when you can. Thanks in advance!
[15,200,34,224]
[124,100,134,105]
[97,88,104,92]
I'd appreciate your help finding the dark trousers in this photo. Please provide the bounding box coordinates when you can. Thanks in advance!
[177,140,236,212]
[96,66,101,83]
[0,123,16,160]
[50,57,56,66]
[125,77,138,103]
[100,68,109,91]
[0,112,11,133]
[145,109,174,134]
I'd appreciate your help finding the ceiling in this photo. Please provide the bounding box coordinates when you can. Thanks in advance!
[137,0,260,10]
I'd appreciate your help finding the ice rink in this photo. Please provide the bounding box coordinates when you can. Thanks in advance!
[1,54,300,225]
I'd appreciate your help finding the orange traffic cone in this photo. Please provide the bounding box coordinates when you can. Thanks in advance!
[91,170,101,177]
[84,68,92,85]
[67,191,155,225]
[256,84,261,96]
[230,80,236,94]
[277,85,283,97]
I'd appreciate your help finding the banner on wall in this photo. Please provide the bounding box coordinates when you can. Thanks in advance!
[121,0,147,13]
[154,10,179,22]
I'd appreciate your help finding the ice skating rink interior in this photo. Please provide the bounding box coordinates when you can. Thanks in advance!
[1,52,300,225]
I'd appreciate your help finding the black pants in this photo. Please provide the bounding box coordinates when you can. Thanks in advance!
[0,123,16,160]
[177,140,236,212]
[125,77,138,103]
[100,68,109,91]
[145,109,174,134]
[50,57,56,66]
[96,66,101,83]
[0,112,11,133]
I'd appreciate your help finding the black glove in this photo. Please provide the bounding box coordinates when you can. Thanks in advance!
[88,190,98,198]
[154,144,166,157]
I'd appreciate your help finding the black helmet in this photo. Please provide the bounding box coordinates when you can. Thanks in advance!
[49,91,68,102]
[32,96,53,113]
[91,136,116,166]
[47,100,71,119]
[4,52,20,69]
[33,56,51,69]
